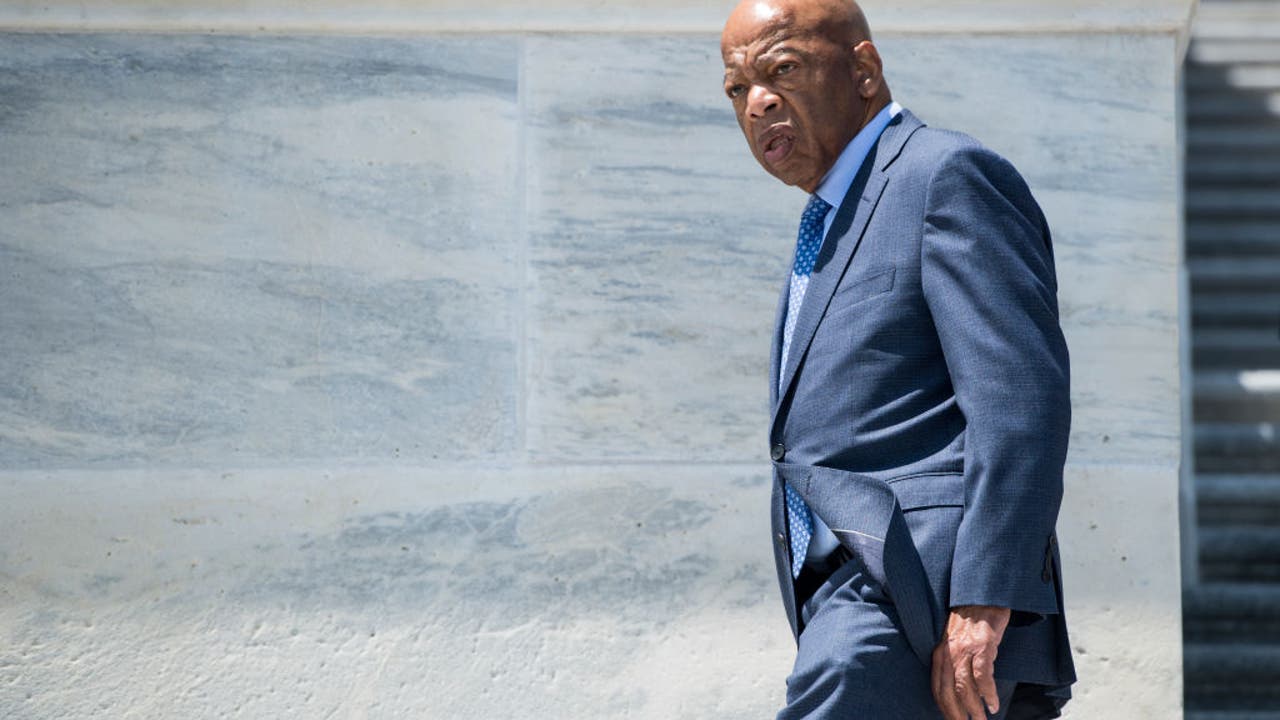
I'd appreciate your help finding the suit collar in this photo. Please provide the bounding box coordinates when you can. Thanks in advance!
[875,108,924,172]
[814,101,902,209]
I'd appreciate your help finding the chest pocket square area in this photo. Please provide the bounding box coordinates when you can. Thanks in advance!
[827,266,896,316]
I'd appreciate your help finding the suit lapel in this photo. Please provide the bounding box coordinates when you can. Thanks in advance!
[773,166,886,417]
[769,111,925,430]
[768,271,790,409]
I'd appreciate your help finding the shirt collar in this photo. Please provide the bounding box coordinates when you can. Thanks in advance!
[814,101,903,210]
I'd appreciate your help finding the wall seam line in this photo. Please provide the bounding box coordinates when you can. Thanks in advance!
[515,34,531,465]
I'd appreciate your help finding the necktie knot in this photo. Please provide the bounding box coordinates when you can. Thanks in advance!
[793,195,832,277]
[802,194,832,223]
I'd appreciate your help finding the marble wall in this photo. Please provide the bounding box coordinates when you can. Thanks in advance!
[0,6,1192,718]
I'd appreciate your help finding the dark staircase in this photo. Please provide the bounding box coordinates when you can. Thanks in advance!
[1184,1,1280,717]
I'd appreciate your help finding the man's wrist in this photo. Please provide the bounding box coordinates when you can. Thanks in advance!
[948,606,1012,634]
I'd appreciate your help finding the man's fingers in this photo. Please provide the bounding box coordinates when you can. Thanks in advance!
[931,645,944,702]
[973,649,1000,716]
[934,607,1011,719]
[932,645,965,720]
[952,652,986,719]
[939,682,965,718]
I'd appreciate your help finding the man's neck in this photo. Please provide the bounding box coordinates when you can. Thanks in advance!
[813,100,902,209]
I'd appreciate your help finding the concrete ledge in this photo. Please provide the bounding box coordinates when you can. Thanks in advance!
[0,0,1198,35]
[0,460,1181,719]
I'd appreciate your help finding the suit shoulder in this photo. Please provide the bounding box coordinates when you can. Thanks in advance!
[906,125,984,154]
[901,126,1039,210]
[901,126,1013,175]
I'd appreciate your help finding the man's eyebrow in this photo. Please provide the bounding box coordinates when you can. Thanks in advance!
[722,32,805,77]
[756,42,805,61]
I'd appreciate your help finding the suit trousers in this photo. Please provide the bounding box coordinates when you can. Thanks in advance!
[778,551,1030,720]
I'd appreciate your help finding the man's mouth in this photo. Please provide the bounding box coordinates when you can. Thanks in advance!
[761,129,795,165]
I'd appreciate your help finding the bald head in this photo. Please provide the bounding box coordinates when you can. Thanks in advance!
[721,0,890,191]
[722,0,871,56]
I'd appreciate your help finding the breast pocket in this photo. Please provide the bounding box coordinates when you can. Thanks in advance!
[826,266,895,318]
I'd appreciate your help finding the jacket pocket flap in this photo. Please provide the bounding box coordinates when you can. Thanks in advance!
[829,266,895,310]
[889,472,964,510]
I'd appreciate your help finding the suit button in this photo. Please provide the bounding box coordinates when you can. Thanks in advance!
[776,533,787,545]
[771,443,786,461]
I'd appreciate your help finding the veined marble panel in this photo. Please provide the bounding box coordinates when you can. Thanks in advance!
[0,464,792,718]
[0,461,1176,719]
[0,34,520,468]
[523,35,799,462]
[525,34,1183,466]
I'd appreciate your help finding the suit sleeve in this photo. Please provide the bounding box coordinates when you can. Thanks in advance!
[920,144,1070,616]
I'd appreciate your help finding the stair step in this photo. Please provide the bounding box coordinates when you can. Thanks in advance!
[1187,714,1280,720]
[1196,422,1280,450]
[1193,330,1280,369]
[1200,525,1280,581]
[1191,258,1280,288]
[1195,422,1280,473]
[1185,643,1280,710]
[1188,189,1280,218]
[1194,22,1280,43]
[1188,94,1280,122]
[1195,0,1280,23]
[1196,370,1280,394]
[1188,219,1280,242]
[1200,526,1280,563]
[1191,40,1280,65]
[1187,220,1280,256]
[1197,474,1280,523]
[1189,64,1280,92]
[1190,128,1280,151]
[1195,371,1280,422]
[1192,295,1280,330]
[1199,474,1280,505]
[1185,583,1280,643]
[1189,237,1280,260]
[1188,153,1280,184]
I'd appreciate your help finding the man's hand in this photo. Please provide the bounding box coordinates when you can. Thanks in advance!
[931,605,1011,720]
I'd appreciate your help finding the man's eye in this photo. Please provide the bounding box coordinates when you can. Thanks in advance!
[775,62,797,76]
[727,84,747,99]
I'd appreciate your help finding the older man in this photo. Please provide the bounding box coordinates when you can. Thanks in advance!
[721,1,1076,718]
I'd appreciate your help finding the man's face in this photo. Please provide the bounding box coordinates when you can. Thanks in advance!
[721,4,865,192]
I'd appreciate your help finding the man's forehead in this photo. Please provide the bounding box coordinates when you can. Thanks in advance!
[722,0,794,51]
[722,34,833,79]
[722,0,862,66]
[721,23,796,68]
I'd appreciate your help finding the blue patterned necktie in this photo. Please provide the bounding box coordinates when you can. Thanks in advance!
[781,194,832,577]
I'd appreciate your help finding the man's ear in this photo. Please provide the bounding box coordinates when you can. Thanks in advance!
[852,40,883,99]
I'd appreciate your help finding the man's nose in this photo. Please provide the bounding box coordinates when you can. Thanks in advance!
[746,85,780,119]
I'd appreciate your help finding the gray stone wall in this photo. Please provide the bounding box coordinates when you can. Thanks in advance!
[0,9,1191,717]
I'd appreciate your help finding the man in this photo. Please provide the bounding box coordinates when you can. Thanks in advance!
[720,1,1076,718]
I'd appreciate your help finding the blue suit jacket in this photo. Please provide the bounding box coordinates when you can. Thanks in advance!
[769,110,1076,692]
